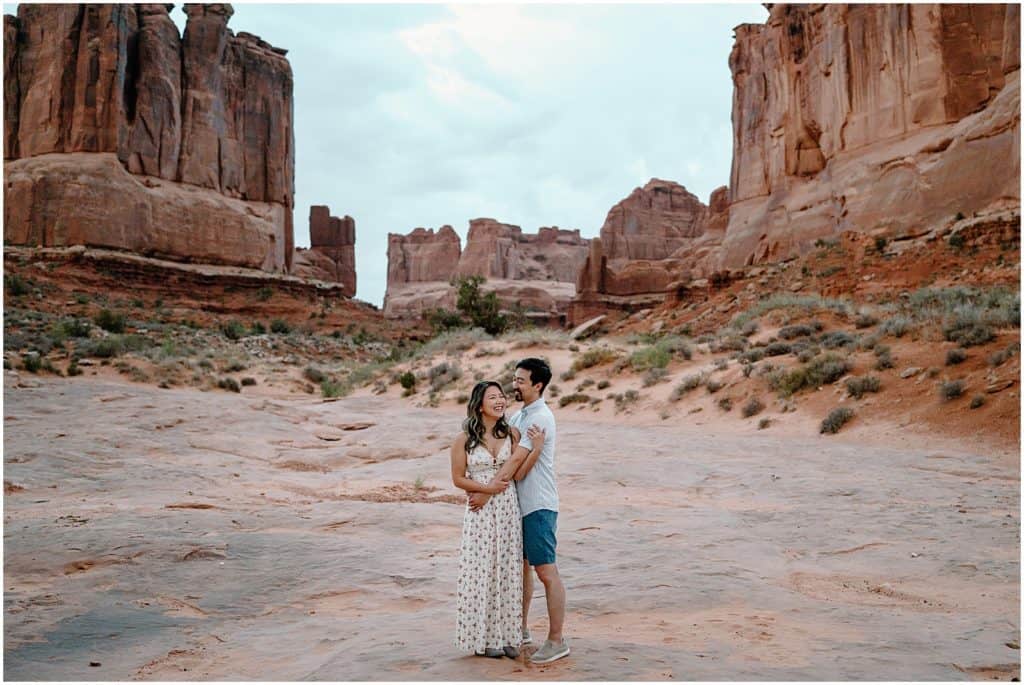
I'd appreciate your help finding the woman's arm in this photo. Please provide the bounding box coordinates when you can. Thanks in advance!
[450,433,509,495]
[512,424,547,481]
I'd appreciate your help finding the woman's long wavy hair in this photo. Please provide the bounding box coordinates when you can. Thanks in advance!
[462,381,510,455]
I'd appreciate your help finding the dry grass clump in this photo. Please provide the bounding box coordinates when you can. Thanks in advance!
[767,352,851,397]
[845,375,881,399]
[764,341,792,357]
[612,389,640,411]
[819,330,857,349]
[705,379,724,394]
[303,365,326,383]
[873,344,895,370]
[854,311,879,329]
[820,407,854,434]
[758,417,772,430]
[502,328,571,349]
[879,315,913,338]
[217,377,241,393]
[969,394,986,409]
[939,379,965,401]
[716,397,733,411]
[597,379,611,390]
[642,367,670,387]
[778,322,822,340]
[429,361,462,391]
[988,343,1017,367]
[730,294,852,331]
[416,328,492,359]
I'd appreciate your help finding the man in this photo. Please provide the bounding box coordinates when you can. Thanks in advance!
[471,357,568,664]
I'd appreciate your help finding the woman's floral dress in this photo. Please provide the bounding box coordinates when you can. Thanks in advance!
[455,436,523,652]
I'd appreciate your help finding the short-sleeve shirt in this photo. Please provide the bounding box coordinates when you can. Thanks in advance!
[509,397,558,517]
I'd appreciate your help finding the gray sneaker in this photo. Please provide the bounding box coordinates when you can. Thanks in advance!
[522,628,532,645]
[529,638,570,664]
[503,645,520,659]
[475,648,504,658]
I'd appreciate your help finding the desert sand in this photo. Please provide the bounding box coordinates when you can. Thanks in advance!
[3,371,1019,681]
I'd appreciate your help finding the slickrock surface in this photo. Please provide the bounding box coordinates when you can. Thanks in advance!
[4,375,1018,680]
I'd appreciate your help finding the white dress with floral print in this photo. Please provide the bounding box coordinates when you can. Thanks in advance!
[455,436,523,652]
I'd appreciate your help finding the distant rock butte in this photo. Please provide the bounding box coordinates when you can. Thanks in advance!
[384,220,589,320]
[3,3,296,272]
[292,206,357,296]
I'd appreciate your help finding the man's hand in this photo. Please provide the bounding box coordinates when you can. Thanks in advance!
[526,425,546,447]
[468,492,491,511]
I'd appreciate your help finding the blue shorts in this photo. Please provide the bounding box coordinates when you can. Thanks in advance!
[522,509,558,566]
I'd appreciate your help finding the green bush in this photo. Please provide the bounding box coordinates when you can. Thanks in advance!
[969,394,985,409]
[820,330,857,349]
[820,407,854,434]
[320,378,343,398]
[256,286,274,302]
[572,347,620,372]
[221,320,247,340]
[399,371,416,391]
[845,375,881,399]
[630,345,672,372]
[670,373,705,401]
[94,309,127,333]
[5,274,31,297]
[270,319,291,334]
[241,377,257,386]
[304,366,326,383]
[943,315,994,347]
[778,324,818,340]
[454,276,508,335]
[716,397,733,411]
[21,353,42,373]
[768,353,851,397]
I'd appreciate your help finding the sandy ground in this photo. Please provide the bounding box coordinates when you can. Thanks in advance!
[3,373,1020,680]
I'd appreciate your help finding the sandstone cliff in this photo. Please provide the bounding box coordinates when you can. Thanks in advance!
[291,206,356,296]
[384,220,589,320]
[3,3,295,272]
[722,3,1020,267]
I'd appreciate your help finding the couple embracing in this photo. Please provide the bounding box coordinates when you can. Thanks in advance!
[450,358,570,664]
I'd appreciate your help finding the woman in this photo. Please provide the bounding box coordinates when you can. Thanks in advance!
[451,380,544,658]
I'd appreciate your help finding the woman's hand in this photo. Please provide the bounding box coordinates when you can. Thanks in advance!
[486,478,511,495]
[527,425,546,448]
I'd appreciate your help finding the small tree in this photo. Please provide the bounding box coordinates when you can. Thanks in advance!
[454,276,508,335]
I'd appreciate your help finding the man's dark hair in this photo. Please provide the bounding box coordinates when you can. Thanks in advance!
[516,357,552,394]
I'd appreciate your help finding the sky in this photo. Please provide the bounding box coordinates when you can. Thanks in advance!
[169,4,769,307]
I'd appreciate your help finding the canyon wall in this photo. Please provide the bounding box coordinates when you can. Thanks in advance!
[3,3,295,272]
[292,206,357,296]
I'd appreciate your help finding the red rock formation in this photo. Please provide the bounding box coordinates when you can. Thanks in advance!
[384,220,589,320]
[722,3,1020,268]
[291,206,356,296]
[3,3,295,272]
[599,179,708,265]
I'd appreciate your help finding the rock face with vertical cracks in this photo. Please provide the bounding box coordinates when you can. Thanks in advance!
[721,3,1020,268]
[3,3,295,273]
[292,206,357,296]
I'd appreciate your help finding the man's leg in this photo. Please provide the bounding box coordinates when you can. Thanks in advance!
[533,562,565,642]
[522,560,534,633]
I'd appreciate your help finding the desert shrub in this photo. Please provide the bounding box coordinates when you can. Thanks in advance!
[94,309,127,333]
[304,366,326,384]
[320,378,343,398]
[597,379,611,390]
[67,359,82,376]
[270,319,291,334]
[249,321,267,335]
[731,295,851,331]
[576,378,595,390]
[845,375,881,399]
[86,334,148,359]
[874,345,895,370]
[429,361,462,391]
[758,418,772,430]
[948,233,966,250]
[713,358,728,371]
[218,377,241,393]
[778,324,817,340]
[5,274,31,297]
[857,332,881,351]
[705,379,724,394]
[717,397,733,411]
[670,373,706,401]
[942,312,994,347]
[221,320,247,340]
[945,348,968,366]
[256,286,274,302]
[241,377,257,386]
[939,379,965,400]
[969,394,985,409]
[224,360,246,373]
[742,362,755,378]
[572,347,621,372]
[21,353,42,373]
[988,343,1017,367]
[642,367,669,387]
[742,397,765,418]
[874,236,888,253]
[503,328,571,349]
[820,330,857,349]
[416,327,492,359]
[425,308,465,333]
[630,345,671,372]
[560,368,576,382]
[738,347,766,363]
[558,393,591,408]
[710,334,747,353]
[880,315,913,338]
[614,390,640,411]
[739,320,759,337]
[820,407,854,434]
[53,318,92,340]
[399,371,416,391]
[854,312,879,329]
[764,341,792,357]
[768,353,851,397]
